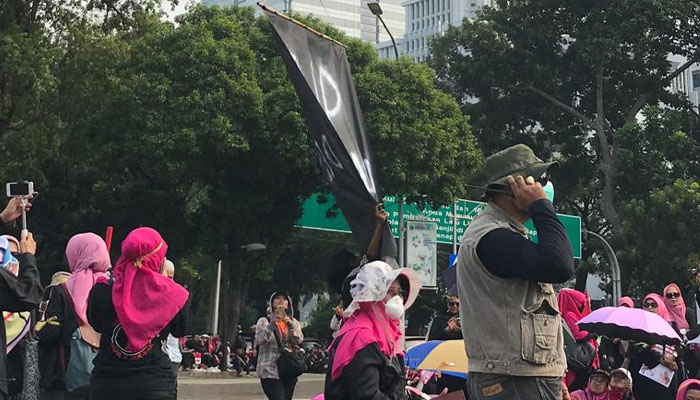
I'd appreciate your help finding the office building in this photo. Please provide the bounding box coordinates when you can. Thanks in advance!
[377,0,494,61]
[202,0,406,43]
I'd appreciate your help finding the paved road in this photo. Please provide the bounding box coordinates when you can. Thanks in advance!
[179,374,325,400]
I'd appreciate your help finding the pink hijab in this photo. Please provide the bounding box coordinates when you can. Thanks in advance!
[677,378,700,400]
[328,302,402,381]
[558,288,591,340]
[643,293,671,321]
[64,233,111,325]
[112,228,189,351]
[617,296,634,308]
[663,283,689,330]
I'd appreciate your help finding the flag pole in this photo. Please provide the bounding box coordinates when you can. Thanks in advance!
[257,3,347,48]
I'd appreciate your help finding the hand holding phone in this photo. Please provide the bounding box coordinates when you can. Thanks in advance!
[507,175,547,212]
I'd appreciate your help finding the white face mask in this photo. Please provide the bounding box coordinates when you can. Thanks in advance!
[385,295,405,319]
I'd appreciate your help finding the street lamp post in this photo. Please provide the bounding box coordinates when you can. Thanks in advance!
[219,242,267,372]
[587,231,622,305]
[367,2,399,60]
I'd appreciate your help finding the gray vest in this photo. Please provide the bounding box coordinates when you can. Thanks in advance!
[456,203,566,377]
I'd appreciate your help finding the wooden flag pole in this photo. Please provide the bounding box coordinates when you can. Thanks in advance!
[257,2,347,48]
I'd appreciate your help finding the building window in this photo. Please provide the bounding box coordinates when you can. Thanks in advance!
[693,71,700,89]
[447,0,450,9]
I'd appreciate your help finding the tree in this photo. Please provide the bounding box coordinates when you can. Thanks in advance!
[430,0,700,234]
[2,1,481,347]
[354,58,482,206]
[615,107,700,295]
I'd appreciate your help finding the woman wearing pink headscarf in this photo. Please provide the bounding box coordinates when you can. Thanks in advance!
[559,288,599,392]
[87,227,190,400]
[663,283,700,339]
[627,293,678,400]
[324,261,421,400]
[37,232,110,399]
[618,297,635,308]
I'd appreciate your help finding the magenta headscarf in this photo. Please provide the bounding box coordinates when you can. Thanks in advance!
[643,293,671,321]
[617,296,634,308]
[112,227,189,351]
[558,288,591,340]
[677,379,700,400]
[328,302,402,381]
[64,233,111,325]
[663,283,689,330]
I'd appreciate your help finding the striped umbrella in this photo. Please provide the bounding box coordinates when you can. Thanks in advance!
[405,340,468,378]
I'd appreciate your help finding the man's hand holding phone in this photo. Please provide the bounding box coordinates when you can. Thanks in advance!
[507,175,547,213]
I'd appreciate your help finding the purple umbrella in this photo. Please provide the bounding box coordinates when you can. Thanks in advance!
[578,306,681,346]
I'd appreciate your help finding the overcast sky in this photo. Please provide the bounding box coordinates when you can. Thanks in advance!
[163,0,197,21]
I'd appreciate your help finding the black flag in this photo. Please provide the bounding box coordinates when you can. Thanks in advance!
[263,6,397,261]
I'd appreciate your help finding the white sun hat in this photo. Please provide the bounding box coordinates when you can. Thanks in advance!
[344,260,422,317]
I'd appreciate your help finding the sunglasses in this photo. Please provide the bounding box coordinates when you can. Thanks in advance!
[536,173,550,186]
[448,301,460,306]
[666,292,681,299]
[644,302,658,309]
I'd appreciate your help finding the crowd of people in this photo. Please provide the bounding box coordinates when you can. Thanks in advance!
[553,282,700,400]
[314,144,700,400]
[4,140,700,400]
[0,197,192,400]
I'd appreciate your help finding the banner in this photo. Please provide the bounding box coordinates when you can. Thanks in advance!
[263,6,396,260]
[406,221,437,287]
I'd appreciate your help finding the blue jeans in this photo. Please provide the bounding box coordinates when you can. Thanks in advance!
[467,372,561,400]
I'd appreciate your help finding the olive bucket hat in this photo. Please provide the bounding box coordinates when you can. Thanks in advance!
[484,144,557,186]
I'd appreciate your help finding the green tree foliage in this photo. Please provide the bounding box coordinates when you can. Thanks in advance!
[430,0,700,234]
[615,108,700,295]
[2,2,480,339]
[355,59,481,206]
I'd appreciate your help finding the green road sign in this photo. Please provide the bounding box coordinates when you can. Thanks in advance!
[297,194,582,259]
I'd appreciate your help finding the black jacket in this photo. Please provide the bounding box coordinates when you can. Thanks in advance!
[87,281,190,397]
[325,336,406,400]
[628,341,677,400]
[36,284,79,391]
[426,312,462,341]
[0,253,43,400]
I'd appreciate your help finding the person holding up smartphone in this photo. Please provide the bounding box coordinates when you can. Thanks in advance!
[255,291,303,400]
[456,144,575,400]
[0,229,43,400]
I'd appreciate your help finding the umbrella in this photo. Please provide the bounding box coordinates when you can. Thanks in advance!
[405,340,468,378]
[578,306,681,346]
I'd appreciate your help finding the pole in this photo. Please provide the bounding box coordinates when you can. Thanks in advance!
[220,246,230,372]
[20,198,28,232]
[212,260,222,334]
[588,231,621,305]
[398,196,404,268]
[377,14,399,60]
[452,200,458,254]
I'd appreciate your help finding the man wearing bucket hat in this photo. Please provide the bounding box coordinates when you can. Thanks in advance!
[457,144,574,399]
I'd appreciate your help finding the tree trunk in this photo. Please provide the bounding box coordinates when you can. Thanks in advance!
[227,259,253,347]
[593,64,622,234]
[597,147,622,233]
